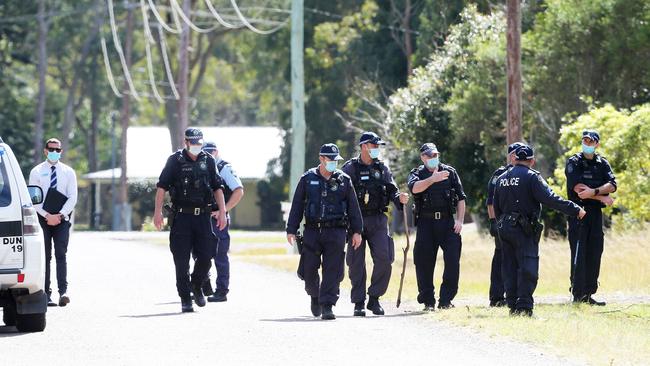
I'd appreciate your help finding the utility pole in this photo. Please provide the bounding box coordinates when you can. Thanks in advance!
[34,0,47,164]
[177,0,191,146]
[290,0,305,199]
[118,4,134,231]
[506,0,523,144]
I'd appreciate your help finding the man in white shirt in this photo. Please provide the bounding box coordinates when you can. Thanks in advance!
[29,138,78,307]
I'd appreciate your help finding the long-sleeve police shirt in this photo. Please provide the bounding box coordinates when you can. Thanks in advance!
[156,149,224,192]
[494,164,581,219]
[286,167,363,235]
[486,165,510,206]
[341,158,403,209]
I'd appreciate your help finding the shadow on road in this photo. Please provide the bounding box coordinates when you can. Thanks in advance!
[0,326,30,337]
[260,311,427,322]
[119,312,185,319]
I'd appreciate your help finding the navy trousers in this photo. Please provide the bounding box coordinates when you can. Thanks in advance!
[498,222,539,310]
[39,216,71,296]
[299,227,346,306]
[170,212,216,300]
[413,217,462,305]
[568,206,604,297]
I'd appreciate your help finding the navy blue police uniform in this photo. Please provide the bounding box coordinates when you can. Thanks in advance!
[494,145,582,315]
[408,144,466,309]
[342,132,403,316]
[485,142,525,307]
[286,144,363,319]
[565,130,616,303]
[156,129,224,310]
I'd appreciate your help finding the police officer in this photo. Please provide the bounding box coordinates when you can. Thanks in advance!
[494,144,586,316]
[342,132,409,317]
[202,142,245,303]
[286,144,363,320]
[408,143,466,311]
[565,130,616,306]
[153,128,227,313]
[486,142,525,307]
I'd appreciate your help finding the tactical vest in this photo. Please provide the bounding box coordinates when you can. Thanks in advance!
[171,151,214,207]
[351,159,389,213]
[303,170,348,225]
[216,159,233,203]
[413,165,457,214]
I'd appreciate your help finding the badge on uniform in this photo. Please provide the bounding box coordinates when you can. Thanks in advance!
[199,162,207,170]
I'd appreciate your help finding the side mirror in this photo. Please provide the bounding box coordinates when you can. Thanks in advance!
[28,185,44,205]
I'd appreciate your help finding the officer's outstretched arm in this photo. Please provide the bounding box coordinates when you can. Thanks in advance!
[532,176,581,217]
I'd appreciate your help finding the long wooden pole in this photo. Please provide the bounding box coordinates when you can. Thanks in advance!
[506,0,523,144]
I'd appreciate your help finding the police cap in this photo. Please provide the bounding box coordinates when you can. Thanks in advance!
[203,141,217,152]
[582,130,600,143]
[514,145,535,161]
[508,141,526,154]
[419,143,439,157]
[184,127,204,145]
[320,143,344,160]
[359,131,386,146]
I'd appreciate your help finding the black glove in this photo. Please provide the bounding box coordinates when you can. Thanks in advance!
[489,218,498,237]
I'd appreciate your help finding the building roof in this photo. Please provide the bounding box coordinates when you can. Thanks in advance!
[83,126,283,182]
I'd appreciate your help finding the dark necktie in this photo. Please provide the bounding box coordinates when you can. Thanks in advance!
[50,166,57,189]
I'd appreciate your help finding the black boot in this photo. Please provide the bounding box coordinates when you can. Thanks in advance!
[490,299,507,307]
[202,280,215,297]
[321,304,336,320]
[310,297,321,317]
[366,297,385,315]
[353,302,366,317]
[208,291,228,303]
[181,298,194,313]
[587,296,606,306]
[192,283,206,307]
[423,303,435,312]
[438,302,455,310]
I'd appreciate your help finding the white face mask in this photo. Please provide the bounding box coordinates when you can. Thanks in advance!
[188,145,203,155]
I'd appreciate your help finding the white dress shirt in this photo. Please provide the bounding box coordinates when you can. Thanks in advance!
[29,160,78,218]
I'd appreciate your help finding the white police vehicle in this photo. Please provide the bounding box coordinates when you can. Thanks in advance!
[0,137,47,332]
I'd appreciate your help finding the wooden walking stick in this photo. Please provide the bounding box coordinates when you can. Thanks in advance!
[396,206,411,308]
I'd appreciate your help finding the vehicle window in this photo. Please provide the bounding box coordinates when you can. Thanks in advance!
[0,152,12,207]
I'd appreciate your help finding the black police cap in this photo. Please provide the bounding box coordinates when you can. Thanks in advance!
[184,127,204,144]
[203,141,217,152]
[515,145,535,160]
[508,141,526,154]
[419,143,439,157]
[319,143,343,160]
[582,130,600,143]
[359,131,386,145]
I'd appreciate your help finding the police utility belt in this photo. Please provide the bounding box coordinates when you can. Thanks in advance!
[418,210,452,220]
[305,219,348,229]
[174,205,213,215]
[499,212,543,237]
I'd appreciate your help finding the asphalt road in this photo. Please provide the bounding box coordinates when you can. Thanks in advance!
[1,232,579,365]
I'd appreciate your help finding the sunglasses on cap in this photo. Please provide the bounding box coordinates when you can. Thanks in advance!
[47,147,62,153]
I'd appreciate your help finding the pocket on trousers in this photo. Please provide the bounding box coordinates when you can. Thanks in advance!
[388,236,395,263]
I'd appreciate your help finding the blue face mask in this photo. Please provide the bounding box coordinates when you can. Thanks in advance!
[426,157,439,169]
[582,143,596,155]
[369,148,380,159]
[188,145,203,155]
[325,161,338,172]
[47,151,61,162]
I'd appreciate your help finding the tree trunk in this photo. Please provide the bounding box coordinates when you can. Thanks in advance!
[506,0,523,144]
[118,5,134,229]
[177,0,191,147]
[34,0,47,164]
[61,3,104,149]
